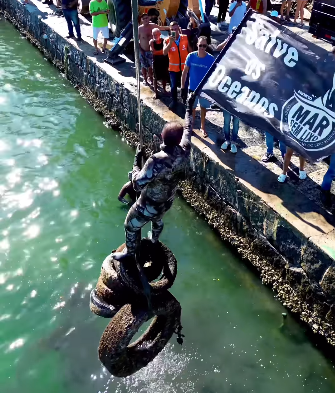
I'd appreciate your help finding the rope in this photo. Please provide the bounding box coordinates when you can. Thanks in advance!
[131,0,143,149]
[131,0,151,310]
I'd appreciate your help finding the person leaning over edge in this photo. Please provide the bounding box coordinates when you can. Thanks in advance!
[163,21,192,110]
[181,36,214,138]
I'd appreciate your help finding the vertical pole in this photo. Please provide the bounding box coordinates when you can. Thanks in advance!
[131,0,143,149]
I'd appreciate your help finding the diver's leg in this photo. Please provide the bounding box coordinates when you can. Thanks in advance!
[113,204,148,260]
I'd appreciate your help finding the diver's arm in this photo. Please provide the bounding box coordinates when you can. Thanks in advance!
[132,156,157,192]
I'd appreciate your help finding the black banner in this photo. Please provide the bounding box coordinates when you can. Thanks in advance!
[195,10,335,161]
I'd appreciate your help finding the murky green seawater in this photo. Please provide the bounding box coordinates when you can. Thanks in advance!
[1,19,335,393]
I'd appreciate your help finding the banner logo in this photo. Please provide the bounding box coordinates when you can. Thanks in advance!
[281,80,335,151]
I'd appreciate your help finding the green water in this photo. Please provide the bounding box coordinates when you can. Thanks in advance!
[1,19,335,393]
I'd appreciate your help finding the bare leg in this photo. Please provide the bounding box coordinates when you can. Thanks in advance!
[299,156,305,171]
[294,0,301,23]
[200,107,208,137]
[142,67,148,84]
[102,38,107,52]
[282,147,294,175]
[280,1,285,17]
[286,0,292,16]
[162,80,167,93]
[192,108,196,124]
[153,77,158,98]
[300,1,306,23]
[93,39,99,54]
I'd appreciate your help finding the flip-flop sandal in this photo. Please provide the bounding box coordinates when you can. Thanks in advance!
[101,49,106,54]
[201,129,208,138]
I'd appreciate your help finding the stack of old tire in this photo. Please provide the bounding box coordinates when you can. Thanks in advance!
[90,238,181,377]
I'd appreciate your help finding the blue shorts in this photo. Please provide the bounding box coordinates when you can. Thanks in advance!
[189,90,211,109]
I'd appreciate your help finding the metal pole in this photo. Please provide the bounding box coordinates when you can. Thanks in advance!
[131,0,143,148]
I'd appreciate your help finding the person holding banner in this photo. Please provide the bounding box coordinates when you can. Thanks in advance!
[262,133,286,162]
[278,148,307,183]
[221,112,240,153]
[181,36,215,138]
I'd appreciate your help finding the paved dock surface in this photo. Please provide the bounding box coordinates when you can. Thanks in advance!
[16,0,335,260]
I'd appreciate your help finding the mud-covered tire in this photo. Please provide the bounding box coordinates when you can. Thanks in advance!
[90,289,119,318]
[100,254,129,291]
[98,291,181,377]
[113,239,177,295]
[107,0,131,37]
[96,276,133,305]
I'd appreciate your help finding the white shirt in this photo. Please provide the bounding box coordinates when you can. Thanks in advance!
[228,1,247,33]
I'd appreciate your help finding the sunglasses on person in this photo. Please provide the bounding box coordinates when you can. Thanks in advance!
[198,44,207,48]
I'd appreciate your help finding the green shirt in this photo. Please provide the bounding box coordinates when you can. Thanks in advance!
[89,0,109,28]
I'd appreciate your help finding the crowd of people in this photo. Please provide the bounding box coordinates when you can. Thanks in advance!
[43,0,334,209]
[134,7,334,209]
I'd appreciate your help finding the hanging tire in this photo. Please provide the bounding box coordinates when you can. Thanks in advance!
[98,291,181,377]
[90,288,119,318]
[113,239,177,295]
[96,276,134,305]
[107,0,132,37]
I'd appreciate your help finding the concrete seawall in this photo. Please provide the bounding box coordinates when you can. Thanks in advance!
[2,0,335,345]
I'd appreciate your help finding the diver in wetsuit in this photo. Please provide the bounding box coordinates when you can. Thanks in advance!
[113,96,195,260]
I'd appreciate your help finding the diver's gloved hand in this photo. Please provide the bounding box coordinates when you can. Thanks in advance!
[186,92,196,114]
[133,143,145,168]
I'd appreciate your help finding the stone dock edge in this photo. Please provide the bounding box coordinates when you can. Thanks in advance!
[2,0,335,346]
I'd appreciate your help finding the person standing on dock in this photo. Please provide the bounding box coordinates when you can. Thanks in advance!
[150,28,170,99]
[163,21,192,110]
[138,14,170,86]
[89,0,109,55]
[62,0,82,42]
[181,36,214,138]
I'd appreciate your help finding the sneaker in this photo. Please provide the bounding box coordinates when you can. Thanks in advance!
[66,35,75,39]
[299,170,307,180]
[76,37,82,42]
[262,152,275,162]
[221,141,230,150]
[278,174,287,183]
[231,144,237,154]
